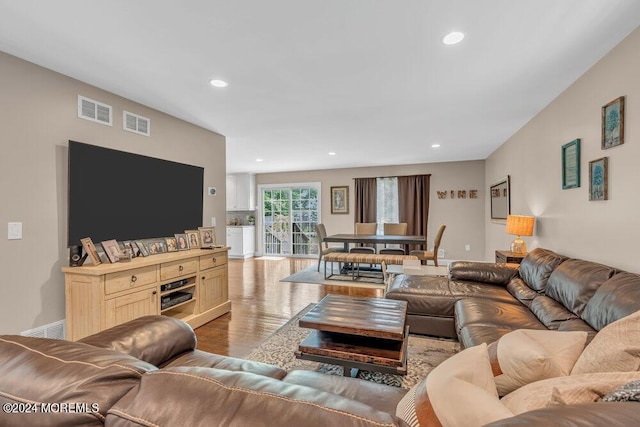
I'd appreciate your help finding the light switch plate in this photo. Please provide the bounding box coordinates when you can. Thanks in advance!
[8,222,22,240]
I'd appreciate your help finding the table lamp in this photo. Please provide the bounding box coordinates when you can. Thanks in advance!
[506,215,534,255]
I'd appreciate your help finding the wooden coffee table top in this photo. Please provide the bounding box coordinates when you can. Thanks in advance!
[298,294,408,341]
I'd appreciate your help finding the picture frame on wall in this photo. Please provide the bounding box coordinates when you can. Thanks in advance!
[589,157,609,201]
[562,139,581,189]
[330,186,349,214]
[199,226,217,248]
[185,229,200,249]
[602,96,625,149]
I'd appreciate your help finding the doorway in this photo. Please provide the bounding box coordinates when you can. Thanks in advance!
[260,184,320,257]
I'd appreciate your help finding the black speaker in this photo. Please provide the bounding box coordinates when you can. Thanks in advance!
[69,245,86,267]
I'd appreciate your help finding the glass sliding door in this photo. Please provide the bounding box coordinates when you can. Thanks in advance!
[261,184,320,257]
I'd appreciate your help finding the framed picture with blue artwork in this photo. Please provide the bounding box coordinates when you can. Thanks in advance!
[589,157,608,201]
[602,96,624,149]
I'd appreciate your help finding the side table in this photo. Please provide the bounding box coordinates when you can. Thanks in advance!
[495,250,525,264]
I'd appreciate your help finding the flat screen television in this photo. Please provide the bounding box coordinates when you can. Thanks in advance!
[67,140,204,247]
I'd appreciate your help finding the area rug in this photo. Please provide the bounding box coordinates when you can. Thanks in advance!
[243,303,460,389]
[280,262,386,289]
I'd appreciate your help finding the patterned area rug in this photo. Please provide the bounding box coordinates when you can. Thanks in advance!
[280,262,386,288]
[243,303,460,389]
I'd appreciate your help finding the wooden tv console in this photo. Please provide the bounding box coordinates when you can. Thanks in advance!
[62,247,230,341]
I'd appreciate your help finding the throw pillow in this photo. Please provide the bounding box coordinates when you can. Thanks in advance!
[501,371,640,415]
[396,343,513,427]
[571,310,640,375]
[488,329,588,396]
[603,379,640,402]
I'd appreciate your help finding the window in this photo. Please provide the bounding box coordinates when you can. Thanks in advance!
[376,177,398,234]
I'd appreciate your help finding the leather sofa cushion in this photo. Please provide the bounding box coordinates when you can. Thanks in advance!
[455,299,546,348]
[455,298,544,333]
[557,319,597,343]
[484,402,640,427]
[506,278,539,307]
[582,272,640,331]
[518,248,567,292]
[161,349,287,379]
[458,325,526,349]
[545,259,616,316]
[386,275,514,317]
[449,261,518,286]
[283,370,406,415]
[79,315,196,367]
[528,296,578,330]
[0,336,155,427]
[105,367,404,427]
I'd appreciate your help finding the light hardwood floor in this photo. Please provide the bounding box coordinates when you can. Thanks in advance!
[194,257,384,357]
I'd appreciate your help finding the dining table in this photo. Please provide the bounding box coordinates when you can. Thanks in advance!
[323,233,427,253]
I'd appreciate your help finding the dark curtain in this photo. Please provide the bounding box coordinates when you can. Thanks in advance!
[398,174,430,251]
[354,178,377,224]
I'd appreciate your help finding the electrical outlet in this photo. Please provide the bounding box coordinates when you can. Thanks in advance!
[438,248,446,258]
[211,217,216,227]
[465,244,471,251]
[8,222,22,240]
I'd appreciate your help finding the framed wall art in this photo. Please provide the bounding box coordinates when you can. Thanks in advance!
[489,176,510,222]
[330,186,349,214]
[562,139,581,189]
[589,157,608,201]
[602,96,625,149]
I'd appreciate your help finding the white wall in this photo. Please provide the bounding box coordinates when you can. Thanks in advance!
[257,160,486,261]
[0,51,227,334]
[485,27,640,272]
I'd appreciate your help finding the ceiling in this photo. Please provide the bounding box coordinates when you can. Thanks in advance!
[1,1,639,174]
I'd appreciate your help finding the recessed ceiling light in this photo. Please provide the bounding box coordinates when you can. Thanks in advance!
[256,158,264,162]
[443,32,465,45]
[209,79,228,88]
[431,144,441,148]
[328,152,336,156]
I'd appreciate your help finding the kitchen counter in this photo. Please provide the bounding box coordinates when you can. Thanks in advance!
[226,226,255,258]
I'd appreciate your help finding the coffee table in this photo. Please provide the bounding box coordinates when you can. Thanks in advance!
[295,294,409,377]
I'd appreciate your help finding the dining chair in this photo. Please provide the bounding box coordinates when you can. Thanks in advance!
[315,223,346,272]
[410,224,446,266]
[382,222,408,253]
[350,222,377,254]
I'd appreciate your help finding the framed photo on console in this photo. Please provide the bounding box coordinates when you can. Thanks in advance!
[185,229,200,249]
[175,233,189,251]
[165,236,178,252]
[199,227,217,248]
[147,238,167,255]
[80,237,102,265]
[101,239,120,263]
[134,240,149,257]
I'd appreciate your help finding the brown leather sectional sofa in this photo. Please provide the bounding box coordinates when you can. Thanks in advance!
[1,248,639,426]
[386,248,640,348]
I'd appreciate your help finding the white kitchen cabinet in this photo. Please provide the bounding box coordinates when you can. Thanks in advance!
[226,174,256,211]
[226,226,255,259]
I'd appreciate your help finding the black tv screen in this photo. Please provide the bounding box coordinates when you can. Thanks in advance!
[68,141,204,247]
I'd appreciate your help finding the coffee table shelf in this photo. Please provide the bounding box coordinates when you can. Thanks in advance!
[296,294,409,376]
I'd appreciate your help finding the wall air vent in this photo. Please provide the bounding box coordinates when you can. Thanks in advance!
[77,95,113,126]
[123,111,151,136]
[21,319,66,340]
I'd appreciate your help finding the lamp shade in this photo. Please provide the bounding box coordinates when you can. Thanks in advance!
[506,215,534,237]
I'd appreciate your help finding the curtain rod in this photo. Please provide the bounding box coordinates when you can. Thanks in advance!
[352,174,431,180]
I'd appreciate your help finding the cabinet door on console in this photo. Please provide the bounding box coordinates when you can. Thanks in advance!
[200,267,228,312]
[105,287,159,329]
